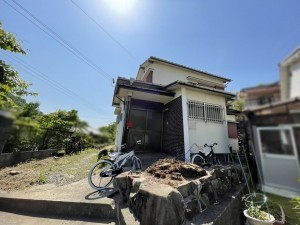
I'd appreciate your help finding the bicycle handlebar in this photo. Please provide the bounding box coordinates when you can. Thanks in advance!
[204,143,218,148]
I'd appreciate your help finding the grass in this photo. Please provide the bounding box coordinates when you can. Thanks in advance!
[38,171,48,184]
[0,147,110,192]
[266,193,299,225]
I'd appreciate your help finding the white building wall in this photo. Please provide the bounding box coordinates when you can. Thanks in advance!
[141,63,225,86]
[115,101,126,152]
[229,138,239,151]
[186,89,229,154]
[289,61,300,98]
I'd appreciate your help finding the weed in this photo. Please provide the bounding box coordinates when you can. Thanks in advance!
[38,171,48,184]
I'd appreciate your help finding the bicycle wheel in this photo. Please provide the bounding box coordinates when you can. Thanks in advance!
[88,160,115,190]
[191,154,205,167]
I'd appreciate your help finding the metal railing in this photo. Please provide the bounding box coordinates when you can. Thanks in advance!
[187,100,224,123]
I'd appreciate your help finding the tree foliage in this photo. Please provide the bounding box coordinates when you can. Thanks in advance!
[0,21,35,109]
[99,122,117,144]
[232,99,244,111]
[0,21,105,152]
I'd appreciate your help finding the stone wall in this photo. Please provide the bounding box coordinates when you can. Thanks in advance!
[114,162,246,225]
[0,149,57,168]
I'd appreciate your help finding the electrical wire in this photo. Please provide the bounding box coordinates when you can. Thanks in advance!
[0,51,109,118]
[70,0,140,63]
[2,0,114,83]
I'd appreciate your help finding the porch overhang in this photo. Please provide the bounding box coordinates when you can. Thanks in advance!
[112,78,175,106]
[164,81,236,100]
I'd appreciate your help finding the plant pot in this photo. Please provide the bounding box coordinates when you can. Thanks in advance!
[244,209,275,225]
[0,110,13,154]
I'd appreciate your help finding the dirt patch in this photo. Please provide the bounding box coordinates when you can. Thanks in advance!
[144,158,207,187]
[0,148,104,192]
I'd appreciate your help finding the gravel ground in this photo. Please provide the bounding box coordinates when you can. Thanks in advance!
[0,148,105,192]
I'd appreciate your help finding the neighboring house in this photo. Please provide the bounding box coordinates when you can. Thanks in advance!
[244,47,300,198]
[112,56,236,161]
[240,82,280,108]
[280,47,300,101]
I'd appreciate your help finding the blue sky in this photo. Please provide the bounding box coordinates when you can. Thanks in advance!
[1,0,299,128]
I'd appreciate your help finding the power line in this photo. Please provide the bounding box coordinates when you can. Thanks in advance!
[0,51,109,118]
[2,0,114,83]
[70,0,140,63]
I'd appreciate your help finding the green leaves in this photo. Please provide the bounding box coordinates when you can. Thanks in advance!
[0,21,26,54]
[0,21,34,110]
[232,99,244,111]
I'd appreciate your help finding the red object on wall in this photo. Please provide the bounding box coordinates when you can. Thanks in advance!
[127,120,133,128]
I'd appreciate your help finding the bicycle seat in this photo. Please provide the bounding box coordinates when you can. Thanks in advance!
[109,152,121,159]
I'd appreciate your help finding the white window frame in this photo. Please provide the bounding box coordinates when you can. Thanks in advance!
[187,100,224,123]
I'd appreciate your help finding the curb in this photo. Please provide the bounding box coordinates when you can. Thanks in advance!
[0,195,116,220]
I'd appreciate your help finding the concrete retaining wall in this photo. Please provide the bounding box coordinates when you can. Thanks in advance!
[0,149,57,168]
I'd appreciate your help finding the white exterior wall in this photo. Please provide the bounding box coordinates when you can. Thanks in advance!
[141,62,224,86]
[115,101,126,152]
[229,138,239,151]
[181,87,190,162]
[289,61,300,98]
[186,89,230,154]
[226,114,236,121]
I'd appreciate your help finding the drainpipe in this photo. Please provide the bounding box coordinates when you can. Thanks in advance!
[122,94,132,146]
[181,87,190,162]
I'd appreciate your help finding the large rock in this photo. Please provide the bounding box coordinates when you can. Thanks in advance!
[177,180,202,198]
[113,161,245,223]
[129,183,185,225]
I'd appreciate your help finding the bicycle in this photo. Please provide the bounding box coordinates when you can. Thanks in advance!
[191,143,220,168]
[88,140,143,190]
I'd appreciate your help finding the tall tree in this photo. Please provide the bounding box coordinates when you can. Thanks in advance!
[0,21,35,109]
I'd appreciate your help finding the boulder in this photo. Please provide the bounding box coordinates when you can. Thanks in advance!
[177,180,202,198]
[113,171,133,202]
[129,183,185,225]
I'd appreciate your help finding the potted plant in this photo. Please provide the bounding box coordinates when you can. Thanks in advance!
[242,193,275,225]
[243,203,275,225]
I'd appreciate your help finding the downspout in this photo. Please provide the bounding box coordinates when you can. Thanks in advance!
[121,95,132,147]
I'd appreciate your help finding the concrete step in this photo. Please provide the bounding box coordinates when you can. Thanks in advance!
[0,211,116,225]
[0,179,117,221]
[0,194,116,220]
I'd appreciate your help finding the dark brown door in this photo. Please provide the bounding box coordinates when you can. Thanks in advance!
[127,109,162,152]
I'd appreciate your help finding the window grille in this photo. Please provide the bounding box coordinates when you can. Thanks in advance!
[187,100,224,123]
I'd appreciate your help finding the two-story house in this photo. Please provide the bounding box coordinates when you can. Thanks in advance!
[112,57,236,161]
[244,47,300,198]
[240,82,280,109]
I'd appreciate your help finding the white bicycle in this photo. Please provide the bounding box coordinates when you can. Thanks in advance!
[88,140,142,190]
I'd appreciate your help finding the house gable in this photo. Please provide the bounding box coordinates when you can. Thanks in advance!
[280,47,300,100]
[136,57,230,90]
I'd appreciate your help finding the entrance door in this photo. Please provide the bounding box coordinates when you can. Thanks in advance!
[127,109,162,152]
[257,127,300,195]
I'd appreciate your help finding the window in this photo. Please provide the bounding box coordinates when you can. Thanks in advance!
[187,100,224,123]
[142,70,153,83]
[260,129,294,155]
